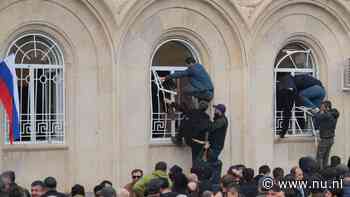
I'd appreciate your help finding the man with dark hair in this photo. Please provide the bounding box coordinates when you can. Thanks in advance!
[125,169,144,197]
[272,168,284,183]
[330,156,341,168]
[254,165,271,183]
[165,57,214,104]
[1,171,30,197]
[100,180,113,188]
[159,177,177,197]
[94,185,104,197]
[133,162,171,197]
[240,168,258,197]
[97,186,117,197]
[71,184,85,197]
[42,177,66,197]
[145,179,162,197]
[31,180,45,197]
[314,100,339,169]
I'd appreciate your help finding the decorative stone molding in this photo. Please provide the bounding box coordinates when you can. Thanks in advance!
[235,0,264,18]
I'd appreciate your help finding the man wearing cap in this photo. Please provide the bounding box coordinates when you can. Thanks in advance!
[208,104,228,161]
[207,104,228,188]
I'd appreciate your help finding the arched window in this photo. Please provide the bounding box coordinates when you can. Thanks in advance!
[274,43,317,136]
[151,40,198,141]
[4,33,64,144]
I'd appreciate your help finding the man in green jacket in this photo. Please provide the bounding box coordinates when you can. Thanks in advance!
[133,161,172,197]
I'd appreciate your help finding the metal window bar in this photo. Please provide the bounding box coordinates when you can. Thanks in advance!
[151,66,187,140]
[2,34,64,144]
[274,49,317,138]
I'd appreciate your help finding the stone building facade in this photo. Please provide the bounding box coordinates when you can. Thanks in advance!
[0,0,350,192]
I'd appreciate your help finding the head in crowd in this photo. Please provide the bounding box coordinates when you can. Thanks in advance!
[185,57,197,66]
[273,167,284,182]
[242,168,254,183]
[155,161,167,172]
[131,169,143,183]
[71,184,85,197]
[44,176,58,191]
[330,156,341,168]
[158,178,170,193]
[202,191,213,197]
[94,184,104,197]
[31,180,45,197]
[1,171,15,192]
[100,180,113,188]
[169,165,182,181]
[145,178,161,197]
[97,186,117,197]
[220,175,235,193]
[291,166,303,181]
[187,173,198,183]
[266,185,285,197]
[299,156,318,174]
[227,166,242,181]
[259,165,271,176]
[226,185,239,197]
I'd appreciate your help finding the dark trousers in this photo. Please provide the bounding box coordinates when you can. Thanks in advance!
[191,143,204,166]
[208,148,222,188]
[316,138,334,169]
[277,89,295,136]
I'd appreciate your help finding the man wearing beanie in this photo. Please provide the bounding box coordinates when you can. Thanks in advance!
[207,104,228,188]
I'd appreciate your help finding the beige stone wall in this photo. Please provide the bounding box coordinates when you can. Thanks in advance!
[0,0,349,193]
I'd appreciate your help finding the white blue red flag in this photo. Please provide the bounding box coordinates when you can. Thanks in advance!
[0,54,20,144]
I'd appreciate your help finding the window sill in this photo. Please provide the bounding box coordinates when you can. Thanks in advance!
[149,138,178,147]
[1,144,68,152]
[274,135,317,144]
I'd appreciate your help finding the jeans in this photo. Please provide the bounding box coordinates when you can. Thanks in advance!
[208,148,222,187]
[299,85,325,108]
[184,84,213,102]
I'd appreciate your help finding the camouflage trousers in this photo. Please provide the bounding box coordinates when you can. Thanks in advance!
[316,138,334,169]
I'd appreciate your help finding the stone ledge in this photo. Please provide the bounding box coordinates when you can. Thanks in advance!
[1,144,69,152]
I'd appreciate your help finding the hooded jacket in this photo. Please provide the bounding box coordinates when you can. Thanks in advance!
[133,170,172,197]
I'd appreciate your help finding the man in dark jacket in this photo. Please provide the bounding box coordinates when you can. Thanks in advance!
[41,177,66,197]
[276,72,297,138]
[166,57,214,103]
[207,104,228,188]
[294,74,325,111]
[171,101,210,165]
[314,100,339,169]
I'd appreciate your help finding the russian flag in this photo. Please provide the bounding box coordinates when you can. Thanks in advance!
[0,54,20,144]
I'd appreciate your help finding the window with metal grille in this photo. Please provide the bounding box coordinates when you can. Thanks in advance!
[2,33,64,144]
[273,43,317,136]
[151,40,198,142]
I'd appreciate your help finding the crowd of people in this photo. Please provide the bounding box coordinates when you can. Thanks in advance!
[1,156,350,197]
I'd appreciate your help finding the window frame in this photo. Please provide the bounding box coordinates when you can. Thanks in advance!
[273,45,318,137]
[2,33,65,145]
[149,39,200,144]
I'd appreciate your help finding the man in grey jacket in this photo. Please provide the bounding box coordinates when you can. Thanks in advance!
[314,100,339,169]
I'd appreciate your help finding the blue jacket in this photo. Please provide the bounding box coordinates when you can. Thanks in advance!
[169,63,214,92]
[294,74,323,91]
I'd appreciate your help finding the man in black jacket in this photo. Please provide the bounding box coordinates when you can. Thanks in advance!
[207,104,228,189]
[314,100,339,169]
[42,177,66,197]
